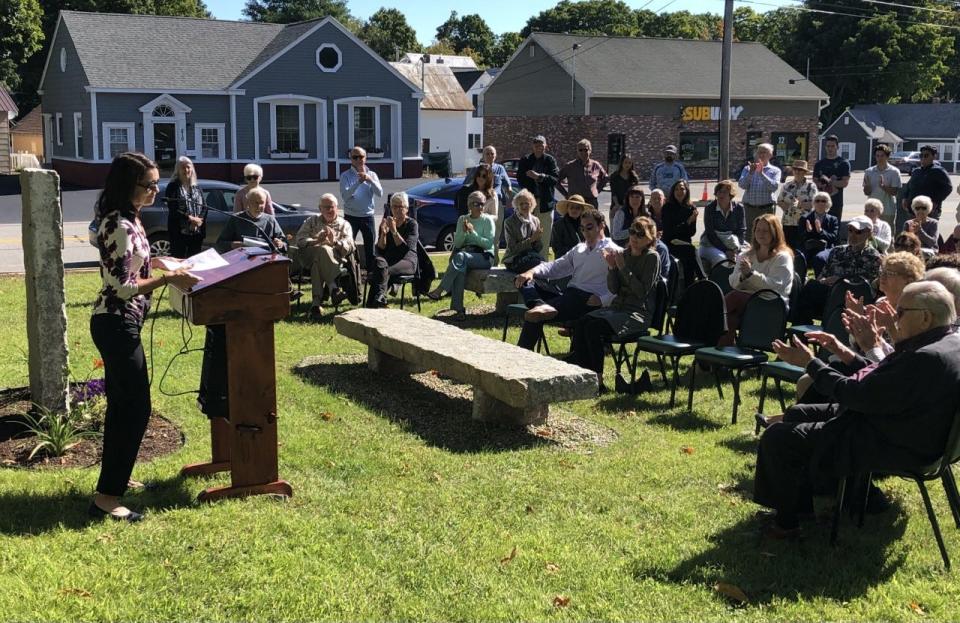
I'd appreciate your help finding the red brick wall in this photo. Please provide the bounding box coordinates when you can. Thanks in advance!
[485,114,820,182]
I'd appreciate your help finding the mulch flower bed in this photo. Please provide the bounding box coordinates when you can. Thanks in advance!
[0,386,183,469]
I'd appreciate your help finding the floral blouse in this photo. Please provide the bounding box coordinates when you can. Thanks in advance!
[777,179,818,227]
[93,211,151,324]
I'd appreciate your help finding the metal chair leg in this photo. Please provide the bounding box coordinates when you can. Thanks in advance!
[941,467,960,529]
[758,371,769,417]
[857,472,871,528]
[831,477,846,546]
[687,357,696,412]
[916,480,952,570]
[501,313,510,342]
[713,368,724,400]
[656,354,669,388]
[399,281,407,310]
[731,368,743,424]
[775,378,787,411]
[630,345,641,385]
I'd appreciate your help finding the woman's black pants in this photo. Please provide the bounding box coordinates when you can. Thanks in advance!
[90,314,151,497]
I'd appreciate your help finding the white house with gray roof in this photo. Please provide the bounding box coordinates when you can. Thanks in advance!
[38,11,425,187]
[483,32,828,180]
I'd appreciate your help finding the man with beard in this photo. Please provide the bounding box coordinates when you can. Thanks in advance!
[649,144,689,195]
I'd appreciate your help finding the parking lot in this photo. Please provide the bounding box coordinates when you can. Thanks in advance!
[0,170,957,273]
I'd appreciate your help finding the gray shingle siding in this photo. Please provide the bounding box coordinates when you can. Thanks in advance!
[40,23,91,160]
[484,41,587,116]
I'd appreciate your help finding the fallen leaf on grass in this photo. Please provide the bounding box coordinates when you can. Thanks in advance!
[500,546,517,565]
[553,595,570,608]
[626,410,637,418]
[59,588,92,598]
[909,602,925,615]
[431,472,443,483]
[681,446,695,455]
[714,582,748,604]
[95,533,114,543]
[545,562,560,574]
[525,505,535,514]
[319,412,335,421]
[717,482,737,493]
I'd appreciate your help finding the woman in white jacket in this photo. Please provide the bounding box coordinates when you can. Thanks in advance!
[718,214,794,345]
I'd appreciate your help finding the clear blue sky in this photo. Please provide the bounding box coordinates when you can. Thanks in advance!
[206,0,797,45]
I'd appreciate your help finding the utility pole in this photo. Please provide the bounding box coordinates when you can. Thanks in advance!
[571,43,580,111]
[718,0,734,181]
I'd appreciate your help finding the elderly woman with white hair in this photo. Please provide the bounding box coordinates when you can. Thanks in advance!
[294,193,355,317]
[427,190,495,317]
[165,156,207,258]
[904,195,939,256]
[234,163,274,215]
[366,191,419,308]
[925,267,960,326]
[863,198,892,253]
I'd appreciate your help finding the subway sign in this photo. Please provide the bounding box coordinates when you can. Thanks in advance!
[681,105,745,121]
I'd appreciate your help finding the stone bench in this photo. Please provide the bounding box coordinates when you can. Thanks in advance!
[334,308,597,426]
[463,267,519,313]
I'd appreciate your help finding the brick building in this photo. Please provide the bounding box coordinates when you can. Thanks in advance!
[483,33,827,182]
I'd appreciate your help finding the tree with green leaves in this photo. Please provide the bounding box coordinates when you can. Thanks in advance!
[435,12,495,65]
[359,8,419,61]
[523,0,637,37]
[243,0,354,27]
[0,0,44,93]
[488,32,524,67]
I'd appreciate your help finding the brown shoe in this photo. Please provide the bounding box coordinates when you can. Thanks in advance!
[524,304,558,323]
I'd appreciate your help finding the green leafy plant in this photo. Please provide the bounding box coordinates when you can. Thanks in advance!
[19,404,102,460]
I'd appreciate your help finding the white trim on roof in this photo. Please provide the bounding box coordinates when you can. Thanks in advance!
[85,87,244,95]
[590,92,826,100]
[37,16,64,94]
[229,17,424,99]
[820,109,850,138]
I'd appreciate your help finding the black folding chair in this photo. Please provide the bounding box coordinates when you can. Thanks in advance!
[832,408,960,570]
[635,280,726,408]
[708,260,736,295]
[689,289,787,423]
[607,279,669,387]
[789,276,874,338]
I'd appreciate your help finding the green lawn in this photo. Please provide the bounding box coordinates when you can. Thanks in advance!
[0,264,957,622]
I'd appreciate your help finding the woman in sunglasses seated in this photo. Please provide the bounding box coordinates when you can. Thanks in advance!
[233,162,275,215]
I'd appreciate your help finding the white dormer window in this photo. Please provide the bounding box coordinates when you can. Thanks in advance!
[529,45,535,58]
[316,44,342,73]
[60,48,66,72]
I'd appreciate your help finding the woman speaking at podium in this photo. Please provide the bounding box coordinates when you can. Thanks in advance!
[90,152,200,522]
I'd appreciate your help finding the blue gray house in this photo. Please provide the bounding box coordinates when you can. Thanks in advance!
[38,11,424,187]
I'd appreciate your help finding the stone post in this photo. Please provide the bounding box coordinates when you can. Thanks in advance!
[21,169,69,412]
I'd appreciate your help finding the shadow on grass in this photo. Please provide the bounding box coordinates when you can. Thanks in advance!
[719,434,760,456]
[293,359,554,453]
[647,410,725,431]
[629,507,907,604]
[0,475,197,535]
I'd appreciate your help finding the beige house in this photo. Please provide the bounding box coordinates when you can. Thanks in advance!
[11,106,43,162]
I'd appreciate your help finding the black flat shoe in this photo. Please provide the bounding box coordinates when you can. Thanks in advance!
[88,502,144,523]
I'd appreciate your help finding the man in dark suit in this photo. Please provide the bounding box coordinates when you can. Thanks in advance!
[753,281,960,538]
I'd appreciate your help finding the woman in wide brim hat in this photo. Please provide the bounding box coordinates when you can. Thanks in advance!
[555,194,593,216]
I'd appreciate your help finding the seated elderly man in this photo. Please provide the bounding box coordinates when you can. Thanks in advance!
[795,215,882,324]
[513,209,620,350]
[295,193,355,317]
[216,186,287,254]
[754,281,960,538]
[366,191,419,308]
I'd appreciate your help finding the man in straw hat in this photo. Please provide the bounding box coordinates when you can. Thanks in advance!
[551,194,591,259]
[777,159,818,251]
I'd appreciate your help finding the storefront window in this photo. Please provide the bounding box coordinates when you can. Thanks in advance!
[771,132,808,163]
[679,133,719,168]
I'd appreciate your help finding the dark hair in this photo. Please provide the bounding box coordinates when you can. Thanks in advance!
[874,144,892,156]
[616,154,636,176]
[714,179,738,198]
[581,208,605,228]
[626,185,647,216]
[894,231,923,257]
[824,134,839,146]
[95,152,157,219]
[668,179,691,208]
[471,162,494,197]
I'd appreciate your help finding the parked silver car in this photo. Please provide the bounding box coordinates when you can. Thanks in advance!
[87,179,318,256]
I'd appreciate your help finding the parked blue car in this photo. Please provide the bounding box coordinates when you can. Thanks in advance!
[395,176,522,251]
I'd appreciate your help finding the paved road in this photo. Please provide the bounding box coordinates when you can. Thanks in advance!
[0,172,957,273]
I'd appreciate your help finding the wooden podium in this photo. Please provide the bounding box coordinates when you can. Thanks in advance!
[168,248,293,502]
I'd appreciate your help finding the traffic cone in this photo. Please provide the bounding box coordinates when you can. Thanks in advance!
[700,181,709,202]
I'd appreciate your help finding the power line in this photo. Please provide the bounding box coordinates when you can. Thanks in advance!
[735,0,960,31]
[637,0,659,10]
[655,0,681,13]
[860,0,958,15]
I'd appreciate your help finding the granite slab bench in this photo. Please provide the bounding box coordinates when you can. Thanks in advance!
[333,308,597,425]
[463,267,519,313]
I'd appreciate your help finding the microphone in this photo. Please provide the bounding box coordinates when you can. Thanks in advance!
[205,205,283,255]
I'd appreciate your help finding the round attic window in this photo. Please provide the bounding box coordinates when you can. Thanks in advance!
[60,48,66,72]
[316,44,342,73]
